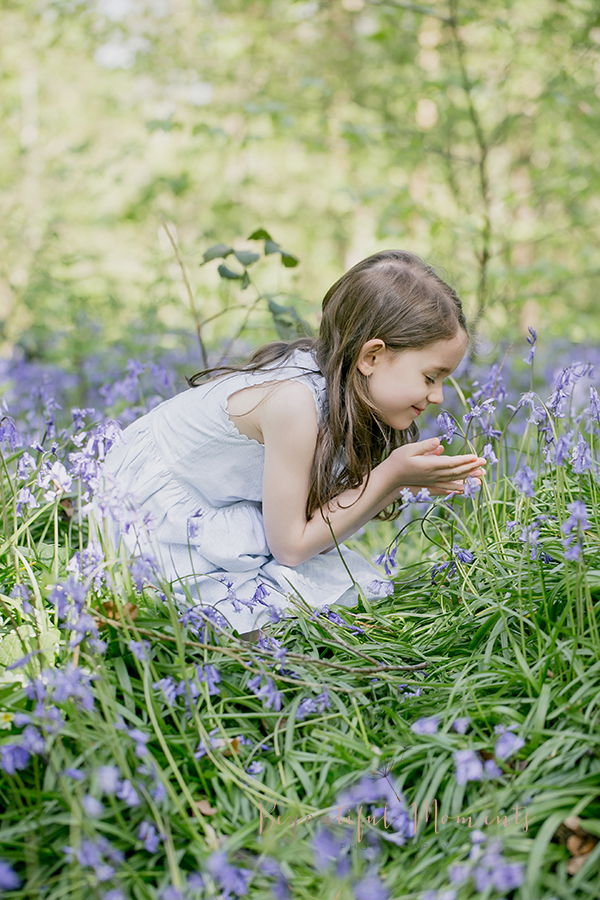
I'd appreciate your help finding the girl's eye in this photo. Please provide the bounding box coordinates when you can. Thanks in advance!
[425,376,436,386]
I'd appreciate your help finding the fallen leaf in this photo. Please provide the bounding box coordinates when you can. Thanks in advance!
[93,601,139,628]
[60,498,74,519]
[196,799,217,815]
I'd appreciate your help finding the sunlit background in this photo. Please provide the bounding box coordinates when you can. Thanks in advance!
[2,0,600,386]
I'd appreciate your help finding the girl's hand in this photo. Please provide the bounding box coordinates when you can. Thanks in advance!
[388,437,486,494]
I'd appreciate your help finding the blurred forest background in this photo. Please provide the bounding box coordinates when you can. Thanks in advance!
[2,0,600,389]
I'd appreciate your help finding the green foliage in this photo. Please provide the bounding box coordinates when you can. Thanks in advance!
[2,0,600,377]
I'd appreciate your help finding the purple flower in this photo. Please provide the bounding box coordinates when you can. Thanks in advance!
[452,717,470,734]
[196,664,221,696]
[483,758,503,778]
[452,546,474,564]
[64,766,85,780]
[0,859,21,890]
[571,434,593,473]
[0,744,31,774]
[448,864,470,884]
[553,432,573,466]
[153,677,178,706]
[207,850,252,898]
[463,476,480,498]
[411,717,439,735]
[128,728,150,758]
[513,465,536,497]
[116,779,140,807]
[524,326,537,365]
[96,765,121,794]
[138,820,161,853]
[492,862,525,891]
[129,639,150,661]
[495,731,525,760]
[482,442,497,464]
[589,386,600,423]
[82,795,104,818]
[353,870,389,900]
[453,749,483,784]
[311,828,349,872]
[246,761,264,775]
[437,411,457,443]
[247,674,283,711]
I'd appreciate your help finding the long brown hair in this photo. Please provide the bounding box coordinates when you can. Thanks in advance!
[188,249,468,522]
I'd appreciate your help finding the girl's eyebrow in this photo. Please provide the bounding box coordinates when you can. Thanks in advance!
[430,366,451,375]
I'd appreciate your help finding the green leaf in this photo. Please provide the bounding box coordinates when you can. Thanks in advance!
[217,263,243,280]
[264,240,281,255]
[234,250,260,267]
[267,298,314,340]
[280,251,299,268]
[248,228,272,241]
[203,244,233,263]
[241,270,251,290]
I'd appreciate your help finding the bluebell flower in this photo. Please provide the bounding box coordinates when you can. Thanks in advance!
[367,578,394,596]
[452,717,470,734]
[436,411,457,443]
[248,674,283,711]
[571,434,593,473]
[252,582,271,604]
[96,765,120,794]
[153,677,178,706]
[116,779,140,807]
[0,860,21,890]
[411,717,439,735]
[492,862,525,891]
[561,500,590,560]
[494,729,525,760]
[453,749,483,784]
[0,744,30,775]
[463,476,480,498]
[196,664,221,695]
[589,386,600,424]
[553,432,572,466]
[452,546,474,564]
[482,442,497,464]
[513,465,535,497]
[128,728,150,758]
[483,758,503,778]
[463,398,496,425]
[82,795,104,818]
[64,766,85,780]
[311,828,349,872]
[129,639,150,661]
[207,849,252,898]
[353,870,389,900]
[448,864,470,884]
[138,820,161,853]
[523,326,537,364]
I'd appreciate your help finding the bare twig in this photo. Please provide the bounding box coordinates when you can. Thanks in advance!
[159,214,208,369]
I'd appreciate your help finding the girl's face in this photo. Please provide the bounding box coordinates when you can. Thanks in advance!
[357,330,468,431]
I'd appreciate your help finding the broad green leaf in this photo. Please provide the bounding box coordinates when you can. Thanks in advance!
[247,228,272,241]
[217,263,243,280]
[234,250,260,267]
[280,251,299,268]
[202,243,233,263]
[264,239,280,255]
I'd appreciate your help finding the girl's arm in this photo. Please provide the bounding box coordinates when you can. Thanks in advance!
[260,381,485,568]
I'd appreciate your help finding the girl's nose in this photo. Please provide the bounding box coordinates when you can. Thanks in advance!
[428,385,444,404]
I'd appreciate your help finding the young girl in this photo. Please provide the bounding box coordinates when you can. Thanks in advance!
[100,249,485,636]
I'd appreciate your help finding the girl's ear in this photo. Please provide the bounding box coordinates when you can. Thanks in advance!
[357,339,387,377]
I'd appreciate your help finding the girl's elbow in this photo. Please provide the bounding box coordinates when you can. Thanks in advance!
[272,547,304,568]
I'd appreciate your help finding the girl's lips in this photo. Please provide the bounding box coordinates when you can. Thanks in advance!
[412,406,423,416]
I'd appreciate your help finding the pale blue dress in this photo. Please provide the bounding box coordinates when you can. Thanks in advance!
[100,349,382,633]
